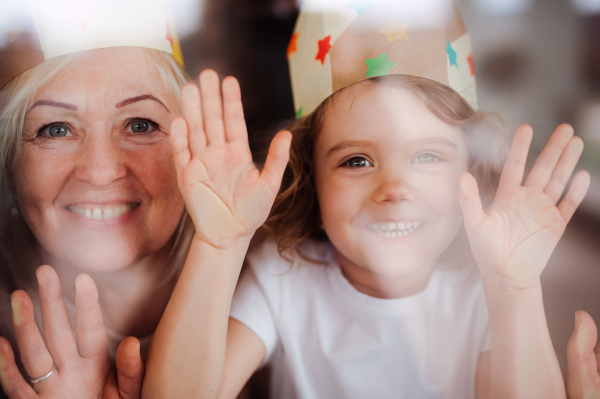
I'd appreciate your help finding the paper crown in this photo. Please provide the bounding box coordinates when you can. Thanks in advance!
[287,0,478,118]
[0,0,184,89]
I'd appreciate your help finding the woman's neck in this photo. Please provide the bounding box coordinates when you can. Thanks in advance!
[40,238,179,338]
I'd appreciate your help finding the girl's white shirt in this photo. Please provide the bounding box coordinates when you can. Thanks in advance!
[230,239,491,399]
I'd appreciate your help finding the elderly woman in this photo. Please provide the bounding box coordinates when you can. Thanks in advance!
[0,1,196,397]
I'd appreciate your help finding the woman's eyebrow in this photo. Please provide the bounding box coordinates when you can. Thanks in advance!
[27,100,77,115]
[115,94,170,113]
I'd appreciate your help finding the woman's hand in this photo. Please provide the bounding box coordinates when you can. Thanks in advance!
[0,266,111,399]
[171,70,292,248]
[567,310,600,399]
[459,124,590,290]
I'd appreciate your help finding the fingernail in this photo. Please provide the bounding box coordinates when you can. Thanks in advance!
[575,311,580,327]
[10,296,23,327]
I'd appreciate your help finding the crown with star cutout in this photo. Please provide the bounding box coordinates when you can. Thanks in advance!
[287,0,478,118]
[0,0,184,89]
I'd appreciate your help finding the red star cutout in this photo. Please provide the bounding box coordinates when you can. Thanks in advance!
[166,22,173,46]
[315,35,332,65]
[64,0,98,31]
[287,33,299,59]
[467,52,475,76]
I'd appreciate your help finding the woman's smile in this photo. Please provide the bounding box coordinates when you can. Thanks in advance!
[65,202,141,221]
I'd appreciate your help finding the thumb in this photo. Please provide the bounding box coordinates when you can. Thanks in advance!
[259,130,292,194]
[115,337,145,399]
[458,172,486,232]
[566,310,600,399]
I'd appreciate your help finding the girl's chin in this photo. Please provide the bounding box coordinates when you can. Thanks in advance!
[55,246,144,273]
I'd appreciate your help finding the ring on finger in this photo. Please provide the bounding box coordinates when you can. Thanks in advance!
[30,364,56,384]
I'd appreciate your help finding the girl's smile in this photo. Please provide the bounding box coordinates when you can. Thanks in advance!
[313,82,469,298]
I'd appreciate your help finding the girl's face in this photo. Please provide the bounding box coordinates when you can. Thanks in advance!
[314,83,469,293]
[14,47,185,272]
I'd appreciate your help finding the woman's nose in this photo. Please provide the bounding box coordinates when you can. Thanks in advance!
[372,175,414,204]
[74,134,127,187]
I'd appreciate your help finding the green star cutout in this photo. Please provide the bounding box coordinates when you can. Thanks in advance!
[296,107,303,119]
[365,52,398,78]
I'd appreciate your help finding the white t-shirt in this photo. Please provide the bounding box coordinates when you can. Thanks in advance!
[230,239,491,399]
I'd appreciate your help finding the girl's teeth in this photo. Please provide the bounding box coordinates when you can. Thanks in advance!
[368,221,423,238]
[92,209,102,220]
[84,209,92,219]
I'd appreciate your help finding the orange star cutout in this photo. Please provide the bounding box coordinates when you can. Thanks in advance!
[467,52,475,76]
[315,35,332,65]
[65,0,98,31]
[378,20,409,43]
[287,33,299,59]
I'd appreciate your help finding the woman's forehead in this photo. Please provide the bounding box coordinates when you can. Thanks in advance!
[35,47,170,103]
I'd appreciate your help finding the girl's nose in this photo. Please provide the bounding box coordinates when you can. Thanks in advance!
[74,134,127,187]
[372,178,414,204]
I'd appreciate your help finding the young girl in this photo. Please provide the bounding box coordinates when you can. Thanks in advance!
[144,6,590,399]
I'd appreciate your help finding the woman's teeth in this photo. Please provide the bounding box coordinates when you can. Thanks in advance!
[67,204,136,221]
[368,221,424,238]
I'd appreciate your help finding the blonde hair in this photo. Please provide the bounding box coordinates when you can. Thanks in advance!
[265,74,510,264]
[0,48,193,283]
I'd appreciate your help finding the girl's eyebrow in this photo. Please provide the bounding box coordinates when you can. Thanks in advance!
[326,139,376,157]
[413,137,458,150]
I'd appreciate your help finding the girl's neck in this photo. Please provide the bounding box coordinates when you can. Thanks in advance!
[40,238,179,338]
[334,249,436,299]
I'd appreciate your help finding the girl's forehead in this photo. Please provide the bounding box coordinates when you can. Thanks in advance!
[319,84,464,146]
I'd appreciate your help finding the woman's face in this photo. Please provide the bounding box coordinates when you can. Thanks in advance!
[14,47,185,272]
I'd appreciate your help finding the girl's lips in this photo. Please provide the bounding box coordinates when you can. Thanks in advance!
[367,221,424,238]
[65,203,140,221]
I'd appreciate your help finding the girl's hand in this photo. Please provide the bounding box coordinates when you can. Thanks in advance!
[171,70,292,248]
[0,266,111,399]
[566,310,600,399]
[459,124,590,290]
[103,337,144,399]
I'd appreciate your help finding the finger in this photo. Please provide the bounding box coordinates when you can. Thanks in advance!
[102,371,120,399]
[36,265,78,367]
[181,83,207,157]
[115,337,144,399]
[199,70,226,145]
[0,336,37,399]
[498,125,533,189]
[566,311,600,398]
[75,274,108,359]
[222,76,248,144]
[557,170,590,223]
[9,291,54,383]
[258,130,292,194]
[170,117,192,178]
[458,172,486,232]
[543,137,584,203]
[524,124,574,190]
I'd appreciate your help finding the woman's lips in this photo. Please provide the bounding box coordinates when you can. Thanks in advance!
[65,203,140,221]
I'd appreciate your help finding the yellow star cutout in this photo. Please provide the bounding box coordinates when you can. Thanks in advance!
[378,20,409,43]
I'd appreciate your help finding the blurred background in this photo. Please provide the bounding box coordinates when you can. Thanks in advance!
[167,0,600,389]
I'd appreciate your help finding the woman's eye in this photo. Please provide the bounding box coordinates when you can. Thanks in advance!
[129,119,158,134]
[413,153,439,164]
[344,157,373,168]
[38,124,71,138]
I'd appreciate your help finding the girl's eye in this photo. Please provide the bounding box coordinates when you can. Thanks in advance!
[129,119,158,134]
[38,123,72,138]
[344,157,373,168]
[413,153,439,164]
